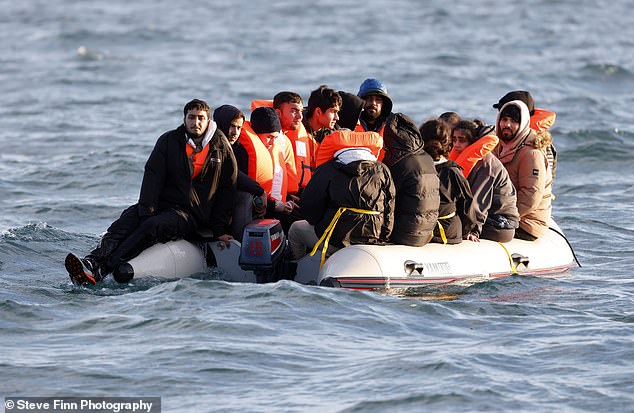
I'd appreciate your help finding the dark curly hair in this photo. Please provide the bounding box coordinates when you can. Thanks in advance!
[419,119,452,160]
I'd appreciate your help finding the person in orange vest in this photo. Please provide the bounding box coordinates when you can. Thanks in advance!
[288,144,395,262]
[213,105,267,240]
[452,119,519,243]
[65,99,238,285]
[301,85,342,143]
[357,78,393,136]
[241,107,298,218]
[492,90,557,180]
[272,91,317,194]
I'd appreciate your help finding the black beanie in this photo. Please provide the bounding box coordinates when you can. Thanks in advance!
[250,107,281,134]
[494,91,535,115]
[500,105,521,123]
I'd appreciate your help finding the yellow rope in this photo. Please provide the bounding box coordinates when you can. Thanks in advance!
[309,207,380,268]
[497,241,517,274]
[435,212,456,245]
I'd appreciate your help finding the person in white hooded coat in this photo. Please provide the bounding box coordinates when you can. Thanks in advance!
[492,100,553,240]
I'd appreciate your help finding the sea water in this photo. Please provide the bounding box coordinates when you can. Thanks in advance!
[1,1,633,412]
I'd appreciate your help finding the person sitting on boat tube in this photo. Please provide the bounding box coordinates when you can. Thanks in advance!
[356,78,393,136]
[382,112,440,247]
[302,85,342,144]
[64,99,238,286]
[213,104,267,240]
[238,107,298,221]
[420,119,478,244]
[451,119,520,243]
[287,140,395,262]
[492,100,553,241]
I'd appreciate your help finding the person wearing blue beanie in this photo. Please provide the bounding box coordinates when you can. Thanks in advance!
[357,78,393,135]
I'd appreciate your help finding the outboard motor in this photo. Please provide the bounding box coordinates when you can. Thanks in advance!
[239,219,286,283]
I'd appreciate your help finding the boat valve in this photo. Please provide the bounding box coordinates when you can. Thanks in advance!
[404,260,425,276]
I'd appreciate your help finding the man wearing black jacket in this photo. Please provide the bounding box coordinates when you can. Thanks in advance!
[288,146,395,261]
[65,99,237,285]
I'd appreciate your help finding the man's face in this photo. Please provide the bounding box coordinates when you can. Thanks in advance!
[452,130,470,154]
[226,116,244,144]
[316,105,340,129]
[257,131,280,149]
[498,116,520,141]
[276,102,303,131]
[363,95,383,120]
[184,109,210,137]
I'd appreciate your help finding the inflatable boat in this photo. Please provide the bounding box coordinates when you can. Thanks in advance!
[112,217,578,290]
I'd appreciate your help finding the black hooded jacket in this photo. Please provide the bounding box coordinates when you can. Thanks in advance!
[300,148,395,248]
[433,160,477,244]
[138,124,237,236]
[213,105,264,197]
[337,91,365,130]
[382,113,440,246]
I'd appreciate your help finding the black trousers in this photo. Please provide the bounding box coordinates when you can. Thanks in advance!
[514,226,538,241]
[480,224,515,243]
[87,204,197,274]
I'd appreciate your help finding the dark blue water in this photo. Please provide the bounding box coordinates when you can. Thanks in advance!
[1,1,633,412]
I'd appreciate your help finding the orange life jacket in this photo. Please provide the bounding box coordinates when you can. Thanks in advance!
[356,122,385,136]
[315,130,383,167]
[449,134,499,178]
[530,108,556,131]
[238,121,289,202]
[185,144,210,179]
[251,99,315,190]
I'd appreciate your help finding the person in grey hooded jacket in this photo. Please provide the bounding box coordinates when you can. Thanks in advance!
[452,120,519,242]
[382,113,440,246]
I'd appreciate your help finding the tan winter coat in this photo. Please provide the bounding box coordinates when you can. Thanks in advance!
[493,100,553,238]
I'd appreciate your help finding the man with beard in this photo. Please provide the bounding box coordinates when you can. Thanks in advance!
[356,78,393,136]
[213,105,267,239]
[492,100,553,240]
[65,99,237,285]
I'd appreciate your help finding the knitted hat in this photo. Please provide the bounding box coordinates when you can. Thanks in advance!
[500,105,521,123]
[493,91,535,115]
[250,106,281,134]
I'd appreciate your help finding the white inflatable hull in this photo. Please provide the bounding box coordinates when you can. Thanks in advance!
[120,219,576,290]
[316,221,575,289]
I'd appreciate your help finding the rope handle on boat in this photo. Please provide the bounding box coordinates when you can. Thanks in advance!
[435,211,456,245]
[548,226,582,268]
[309,207,380,268]
[497,242,518,274]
